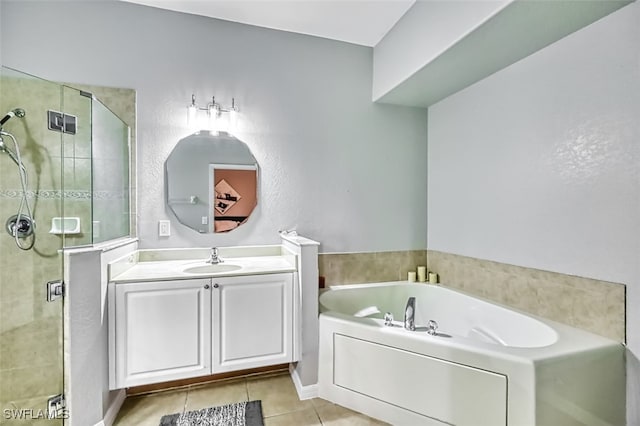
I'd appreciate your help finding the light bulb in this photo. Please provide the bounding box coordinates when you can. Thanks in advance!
[208,104,219,131]
[188,106,197,124]
[229,109,238,133]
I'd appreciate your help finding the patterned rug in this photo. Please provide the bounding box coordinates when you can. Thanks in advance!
[159,400,263,426]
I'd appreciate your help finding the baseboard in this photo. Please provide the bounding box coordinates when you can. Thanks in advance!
[126,364,289,395]
[100,389,126,426]
[289,364,318,400]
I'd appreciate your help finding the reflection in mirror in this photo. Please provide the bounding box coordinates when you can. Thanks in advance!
[210,164,257,233]
[165,131,258,233]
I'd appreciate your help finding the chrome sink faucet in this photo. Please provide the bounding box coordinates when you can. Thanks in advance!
[207,247,223,264]
[404,297,416,331]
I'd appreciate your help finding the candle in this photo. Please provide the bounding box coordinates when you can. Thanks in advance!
[408,271,417,282]
[417,266,427,282]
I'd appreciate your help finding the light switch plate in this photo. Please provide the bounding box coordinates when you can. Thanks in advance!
[158,220,170,237]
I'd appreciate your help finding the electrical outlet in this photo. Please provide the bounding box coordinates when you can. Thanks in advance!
[158,220,171,237]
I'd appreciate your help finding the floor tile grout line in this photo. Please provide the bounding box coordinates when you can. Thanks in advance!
[182,386,189,414]
[313,406,325,425]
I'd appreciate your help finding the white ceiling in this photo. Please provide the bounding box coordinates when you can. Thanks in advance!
[120,0,416,47]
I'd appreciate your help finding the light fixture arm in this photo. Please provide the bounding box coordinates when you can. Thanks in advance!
[190,94,236,115]
[187,94,239,131]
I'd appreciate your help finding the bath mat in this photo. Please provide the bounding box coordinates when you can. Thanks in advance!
[159,400,263,426]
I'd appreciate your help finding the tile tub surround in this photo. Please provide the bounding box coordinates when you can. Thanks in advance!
[427,250,626,342]
[319,250,428,286]
[318,249,624,341]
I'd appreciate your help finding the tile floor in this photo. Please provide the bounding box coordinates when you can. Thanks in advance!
[113,372,390,426]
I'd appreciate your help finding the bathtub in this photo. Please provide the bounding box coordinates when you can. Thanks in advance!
[318,281,624,426]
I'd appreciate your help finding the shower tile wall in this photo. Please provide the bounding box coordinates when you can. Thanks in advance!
[0,71,135,421]
[60,86,93,247]
[319,249,625,342]
[0,71,65,422]
[71,83,136,241]
[59,84,136,246]
[91,100,130,242]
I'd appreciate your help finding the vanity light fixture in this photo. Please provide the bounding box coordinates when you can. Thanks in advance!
[187,94,239,132]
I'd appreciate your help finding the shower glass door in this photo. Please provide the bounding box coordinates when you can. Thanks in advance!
[91,99,130,243]
[0,67,65,424]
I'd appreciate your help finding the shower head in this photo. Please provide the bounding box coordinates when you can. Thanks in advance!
[0,108,26,127]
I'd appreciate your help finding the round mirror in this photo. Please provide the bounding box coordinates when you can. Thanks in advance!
[165,131,258,233]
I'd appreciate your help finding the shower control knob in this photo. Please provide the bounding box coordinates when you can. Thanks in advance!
[5,214,35,239]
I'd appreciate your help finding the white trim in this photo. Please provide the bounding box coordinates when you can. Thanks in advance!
[102,389,126,426]
[289,364,318,400]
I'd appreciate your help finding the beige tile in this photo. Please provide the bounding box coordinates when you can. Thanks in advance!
[373,250,427,282]
[319,250,428,286]
[426,249,626,342]
[185,379,248,412]
[605,286,626,342]
[310,397,333,409]
[315,401,390,425]
[113,390,187,426]
[246,373,313,417]
[264,408,321,426]
[0,364,61,402]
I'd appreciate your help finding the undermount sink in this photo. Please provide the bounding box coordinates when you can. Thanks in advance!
[183,263,242,274]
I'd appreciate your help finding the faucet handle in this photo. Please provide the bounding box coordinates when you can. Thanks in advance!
[427,319,439,335]
[384,312,394,326]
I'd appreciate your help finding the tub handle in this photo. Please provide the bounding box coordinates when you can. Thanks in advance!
[384,312,394,326]
[427,320,439,335]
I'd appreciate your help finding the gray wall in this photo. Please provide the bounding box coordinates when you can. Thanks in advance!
[427,2,640,422]
[0,0,428,254]
[372,0,507,101]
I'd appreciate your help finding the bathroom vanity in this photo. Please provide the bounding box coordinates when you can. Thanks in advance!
[107,245,303,390]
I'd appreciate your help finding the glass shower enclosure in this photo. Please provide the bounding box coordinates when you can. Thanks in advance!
[0,66,130,424]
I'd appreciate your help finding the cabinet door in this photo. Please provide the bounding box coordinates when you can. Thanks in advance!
[114,279,211,388]
[212,273,293,373]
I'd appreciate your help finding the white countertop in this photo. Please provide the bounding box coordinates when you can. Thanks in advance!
[109,246,297,283]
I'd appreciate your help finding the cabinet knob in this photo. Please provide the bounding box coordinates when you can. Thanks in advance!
[204,284,210,290]
[213,283,219,289]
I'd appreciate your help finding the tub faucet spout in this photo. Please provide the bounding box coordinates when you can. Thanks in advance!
[404,297,416,331]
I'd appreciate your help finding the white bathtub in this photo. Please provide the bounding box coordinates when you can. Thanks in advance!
[318,281,624,426]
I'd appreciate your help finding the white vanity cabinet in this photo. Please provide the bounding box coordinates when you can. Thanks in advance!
[112,278,212,388]
[212,273,294,373]
[109,272,297,389]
